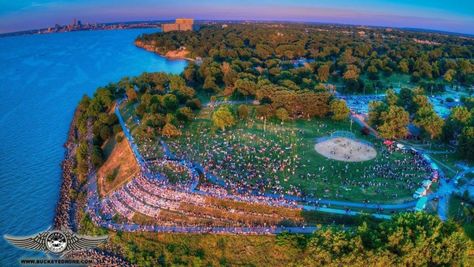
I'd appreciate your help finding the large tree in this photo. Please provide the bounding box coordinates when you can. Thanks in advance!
[413,106,445,139]
[237,104,249,119]
[161,123,182,138]
[234,78,257,97]
[317,64,331,82]
[212,105,236,130]
[368,101,386,127]
[330,99,350,121]
[377,105,410,139]
[275,107,290,122]
[443,106,472,142]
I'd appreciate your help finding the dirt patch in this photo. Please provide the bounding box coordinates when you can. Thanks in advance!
[98,134,140,196]
[314,137,376,162]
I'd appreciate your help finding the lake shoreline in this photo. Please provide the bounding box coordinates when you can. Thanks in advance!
[53,107,79,230]
[0,28,188,266]
[134,39,195,61]
[54,107,132,265]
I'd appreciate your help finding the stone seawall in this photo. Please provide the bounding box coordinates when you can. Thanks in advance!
[54,106,132,266]
[53,107,80,229]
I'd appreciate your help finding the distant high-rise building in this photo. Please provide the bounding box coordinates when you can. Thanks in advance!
[72,18,77,26]
[162,18,194,32]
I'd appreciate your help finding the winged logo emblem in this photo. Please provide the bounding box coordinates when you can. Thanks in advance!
[4,228,108,256]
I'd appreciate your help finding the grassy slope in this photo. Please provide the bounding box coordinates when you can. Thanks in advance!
[97,132,139,196]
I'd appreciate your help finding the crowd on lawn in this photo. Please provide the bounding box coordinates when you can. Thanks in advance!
[148,159,191,185]
[337,147,433,198]
[112,99,437,217]
[83,104,443,233]
[168,126,305,197]
[98,172,300,228]
[135,136,164,160]
[165,123,432,200]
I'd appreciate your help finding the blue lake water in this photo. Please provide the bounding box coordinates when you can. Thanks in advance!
[0,29,186,265]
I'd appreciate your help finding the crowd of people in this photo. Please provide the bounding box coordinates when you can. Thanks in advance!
[148,159,195,187]
[99,98,439,233]
[98,172,300,229]
[164,119,434,201]
[338,147,433,198]
[167,124,305,197]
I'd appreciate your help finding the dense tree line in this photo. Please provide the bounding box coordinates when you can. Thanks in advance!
[369,87,444,140]
[443,96,474,160]
[106,213,469,266]
[74,85,124,181]
[135,23,473,131]
[137,23,474,94]
[120,73,201,139]
[369,87,474,160]
[72,72,202,179]
[293,212,468,266]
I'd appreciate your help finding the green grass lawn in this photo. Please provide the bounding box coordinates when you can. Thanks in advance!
[165,105,429,203]
[427,152,464,178]
[401,138,465,178]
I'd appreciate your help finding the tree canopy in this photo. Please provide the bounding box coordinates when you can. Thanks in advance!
[212,105,236,131]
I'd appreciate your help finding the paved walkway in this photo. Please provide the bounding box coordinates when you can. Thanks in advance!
[436,167,474,221]
[113,101,398,213]
[94,97,468,235]
[351,113,380,138]
[205,100,258,108]
[82,97,470,233]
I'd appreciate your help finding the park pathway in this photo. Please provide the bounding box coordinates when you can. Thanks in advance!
[436,167,474,221]
[114,100,403,215]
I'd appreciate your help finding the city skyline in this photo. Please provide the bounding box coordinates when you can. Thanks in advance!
[0,0,473,35]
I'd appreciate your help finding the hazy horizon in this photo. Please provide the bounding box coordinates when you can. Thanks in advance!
[0,0,473,35]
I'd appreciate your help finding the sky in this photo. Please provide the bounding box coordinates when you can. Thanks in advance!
[0,0,473,34]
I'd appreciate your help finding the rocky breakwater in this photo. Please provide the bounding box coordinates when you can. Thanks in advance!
[54,107,132,266]
[53,108,80,229]
[67,250,133,267]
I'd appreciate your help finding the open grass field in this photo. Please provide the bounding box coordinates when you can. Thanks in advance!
[164,105,430,202]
